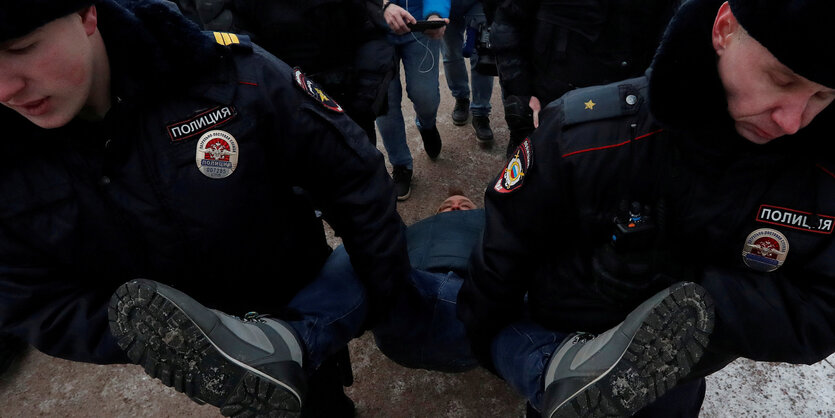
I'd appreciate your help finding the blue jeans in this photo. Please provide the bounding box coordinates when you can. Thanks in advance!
[441,0,493,116]
[284,246,367,373]
[374,266,705,416]
[491,320,567,410]
[376,32,442,168]
[372,269,478,372]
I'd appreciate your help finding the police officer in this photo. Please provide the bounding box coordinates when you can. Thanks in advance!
[492,0,682,156]
[173,0,395,145]
[0,1,408,417]
[460,0,835,416]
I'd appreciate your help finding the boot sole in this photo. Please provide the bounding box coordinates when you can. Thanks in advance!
[108,280,302,417]
[549,283,714,417]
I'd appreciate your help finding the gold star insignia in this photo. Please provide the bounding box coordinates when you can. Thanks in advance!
[584,100,596,110]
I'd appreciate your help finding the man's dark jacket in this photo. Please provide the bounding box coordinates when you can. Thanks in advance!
[173,0,395,131]
[0,0,408,364]
[492,0,682,106]
[461,0,835,374]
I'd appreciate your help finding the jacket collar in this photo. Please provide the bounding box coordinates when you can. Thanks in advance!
[96,0,228,104]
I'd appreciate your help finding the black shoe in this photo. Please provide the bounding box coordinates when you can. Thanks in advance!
[109,279,307,417]
[543,282,714,418]
[418,125,442,160]
[452,98,470,126]
[0,333,26,376]
[472,115,494,145]
[301,349,355,418]
[392,165,412,201]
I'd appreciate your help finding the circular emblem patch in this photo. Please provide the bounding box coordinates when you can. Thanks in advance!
[195,130,239,179]
[493,138,533,194]
[504,156,524,188]
[741,228,789,272]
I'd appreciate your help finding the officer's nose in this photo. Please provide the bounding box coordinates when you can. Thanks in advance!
[0,73,25,105]
[771,97,805,136]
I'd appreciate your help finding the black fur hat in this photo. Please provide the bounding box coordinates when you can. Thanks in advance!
[729,0,835,87]
[0,0,95,42]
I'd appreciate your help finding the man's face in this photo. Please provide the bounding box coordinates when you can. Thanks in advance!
[713,4,835,144]
[0,10,98,129]
[437,195,477,213]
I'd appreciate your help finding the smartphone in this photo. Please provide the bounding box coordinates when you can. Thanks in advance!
[407,20,447,32]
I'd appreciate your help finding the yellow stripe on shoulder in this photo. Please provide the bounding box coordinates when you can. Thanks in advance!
[212,32,240,46]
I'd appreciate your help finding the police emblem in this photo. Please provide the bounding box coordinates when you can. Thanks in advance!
[494,138,532,193]
[293,68,344,113]
[741,228,789,272]
[195,130,239,179]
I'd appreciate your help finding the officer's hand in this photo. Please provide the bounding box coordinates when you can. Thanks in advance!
[591,243,673,307]
[424,15,450,39]
[529,96,542,128]
[384,3,416,35]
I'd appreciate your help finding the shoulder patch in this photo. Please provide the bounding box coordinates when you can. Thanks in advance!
[293,68,344,113]
[563,77,644,127]
[207,31,252,50]
[493,138,533,194]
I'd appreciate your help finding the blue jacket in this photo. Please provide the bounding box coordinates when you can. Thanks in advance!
[392,0,450,20]
[0,0,408,364]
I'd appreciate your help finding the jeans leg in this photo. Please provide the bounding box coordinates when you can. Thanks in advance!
[372,269,477,372]
[284,246,368,373]
[465,3,493,116]
[441,16,470,100]
[376,56,413,168]
[491,320,567,411]
[400,34,442,130]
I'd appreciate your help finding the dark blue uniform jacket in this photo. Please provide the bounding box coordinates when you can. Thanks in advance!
[461,0,835,374]
[0,0,408,364]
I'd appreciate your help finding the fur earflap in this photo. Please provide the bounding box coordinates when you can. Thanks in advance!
[649,0,731,133]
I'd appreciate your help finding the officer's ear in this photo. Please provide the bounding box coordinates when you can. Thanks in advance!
[79,5,98,36]
[712,1,740,56]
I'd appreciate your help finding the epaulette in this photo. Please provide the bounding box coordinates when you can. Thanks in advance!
[561,77,646,127]
[205,31,253,52]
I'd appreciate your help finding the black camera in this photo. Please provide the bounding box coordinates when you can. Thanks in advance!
[463,22,497,76]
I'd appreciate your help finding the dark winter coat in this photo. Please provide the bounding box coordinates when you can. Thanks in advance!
[173,0,396,121]
[492,0,682,106]
[0,0,408,364]
[460,0,835,374]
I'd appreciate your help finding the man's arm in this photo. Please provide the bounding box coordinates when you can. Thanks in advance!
[698,266,835,369]
[277,72,409,326]
[0,261,127,364]
[458,114,568,366]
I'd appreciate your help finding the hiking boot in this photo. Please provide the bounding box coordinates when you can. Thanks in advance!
[452,98,470,126]
[419,125,442,160]
[0,333,26,376]
[392,165,412,201]
[472,115,494,145]
[543,282,714,418]
[109,279,306,418]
